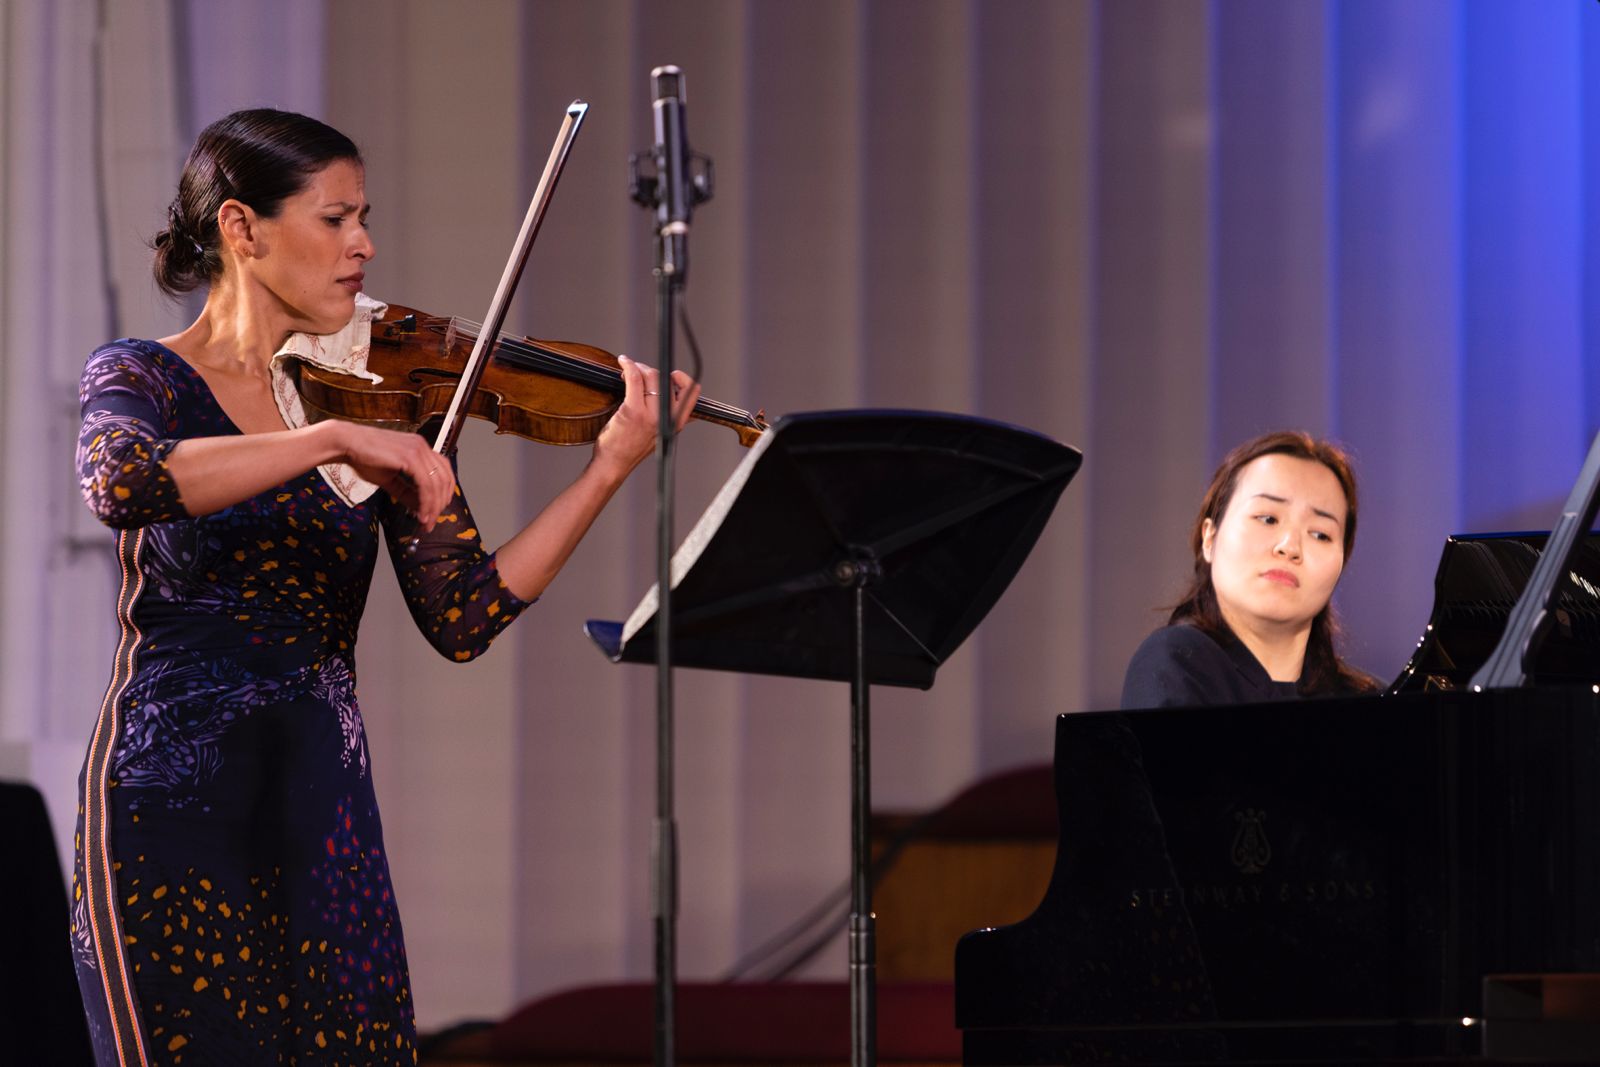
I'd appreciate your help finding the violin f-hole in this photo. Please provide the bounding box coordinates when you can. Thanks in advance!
[408,367,462,386]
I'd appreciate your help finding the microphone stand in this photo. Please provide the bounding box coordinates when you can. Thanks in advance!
[629,64,712,1067]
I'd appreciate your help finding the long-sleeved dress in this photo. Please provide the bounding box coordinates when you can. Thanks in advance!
[71,339,531,1066]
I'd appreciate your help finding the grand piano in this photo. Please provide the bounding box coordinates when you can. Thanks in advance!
[955,524,1600,1064]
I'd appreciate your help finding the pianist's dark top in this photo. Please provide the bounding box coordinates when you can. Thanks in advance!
[1121,624,1299,709]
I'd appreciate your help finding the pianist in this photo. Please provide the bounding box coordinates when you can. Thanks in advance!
[1122,430,1379,708]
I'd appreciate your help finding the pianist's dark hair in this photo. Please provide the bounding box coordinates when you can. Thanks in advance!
[1169,430,1380,697]
[152,108,362,298]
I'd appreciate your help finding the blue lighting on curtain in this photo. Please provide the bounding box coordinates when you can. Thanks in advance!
[1585,1,1600,457]
[1461,0,1586,529]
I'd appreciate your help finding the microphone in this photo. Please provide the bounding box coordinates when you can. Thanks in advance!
[652,65,691,280]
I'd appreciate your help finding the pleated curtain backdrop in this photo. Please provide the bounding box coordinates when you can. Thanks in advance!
[4,0,1598,1033]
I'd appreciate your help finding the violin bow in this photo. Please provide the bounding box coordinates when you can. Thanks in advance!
[431,100,589,457]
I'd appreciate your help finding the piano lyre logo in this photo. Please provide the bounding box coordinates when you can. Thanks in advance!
[1231,808,1271,875]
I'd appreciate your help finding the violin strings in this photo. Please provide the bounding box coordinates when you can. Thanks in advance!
[425,315,759,429]
[472,324,755,426]
[445,317,615,388]
[445,317,757,427]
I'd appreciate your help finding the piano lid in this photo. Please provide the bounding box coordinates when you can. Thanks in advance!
[1388,531,1600,694]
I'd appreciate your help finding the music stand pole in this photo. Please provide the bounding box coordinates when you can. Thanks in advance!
[843,555,881,1067]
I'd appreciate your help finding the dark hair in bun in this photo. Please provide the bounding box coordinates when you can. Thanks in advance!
[152,108,361,297]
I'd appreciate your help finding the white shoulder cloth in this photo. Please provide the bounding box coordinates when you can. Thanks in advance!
[269,293,389,506]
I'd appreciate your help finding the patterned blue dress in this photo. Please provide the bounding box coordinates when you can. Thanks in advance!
[71,340,531,1066]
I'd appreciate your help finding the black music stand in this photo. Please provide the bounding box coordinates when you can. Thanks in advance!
[586,410,1082,1067]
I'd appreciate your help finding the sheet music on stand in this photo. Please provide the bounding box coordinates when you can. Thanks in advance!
[615,423,781,648]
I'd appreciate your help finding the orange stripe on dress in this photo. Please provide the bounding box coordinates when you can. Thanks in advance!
[106,529,151,1067]
[82,527,152,1067]
[81,531,130,1059]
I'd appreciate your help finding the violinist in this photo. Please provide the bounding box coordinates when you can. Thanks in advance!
[70,108,697,1065]
[1120,431,1379,709]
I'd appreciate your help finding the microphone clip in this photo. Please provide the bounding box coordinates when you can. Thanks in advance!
[628,151,714,216]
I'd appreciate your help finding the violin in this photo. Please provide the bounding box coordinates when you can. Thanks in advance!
[291,303,768,448]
